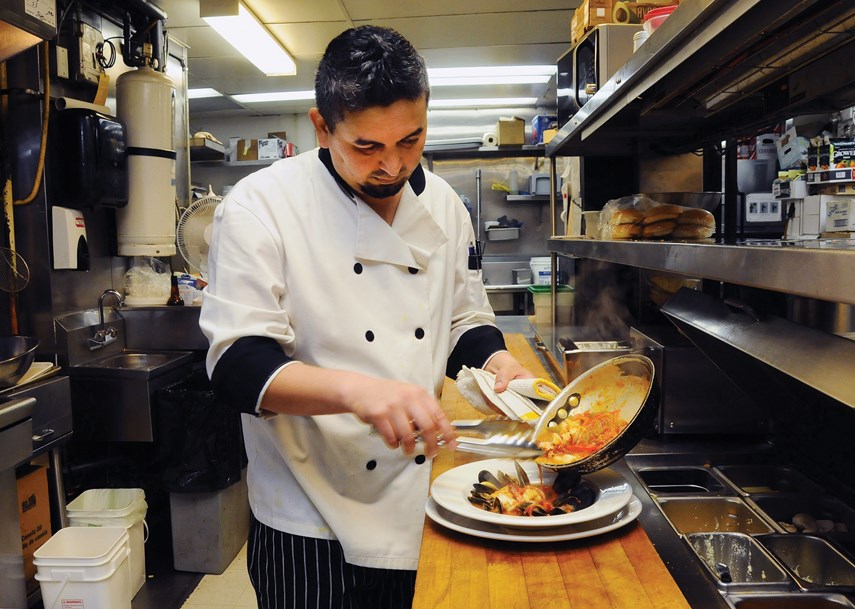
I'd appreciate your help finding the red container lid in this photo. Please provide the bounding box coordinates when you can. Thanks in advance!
[644,5,678,22]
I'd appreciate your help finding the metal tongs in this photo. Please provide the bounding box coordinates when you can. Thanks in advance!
[451,388,582,459]
[451,418,541,458]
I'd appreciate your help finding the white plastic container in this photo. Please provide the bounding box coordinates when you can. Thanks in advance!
[529,285,574,324]
[66,488,147,598]
[34,527,131,609]
[530,257,552,285]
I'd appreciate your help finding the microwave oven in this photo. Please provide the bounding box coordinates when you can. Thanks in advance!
[557,24,642,128]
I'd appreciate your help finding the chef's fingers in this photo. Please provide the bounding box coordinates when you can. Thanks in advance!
[371,420,400,451]
[486,353,536,393]
[409,406,457,458]
[391,410,420,455]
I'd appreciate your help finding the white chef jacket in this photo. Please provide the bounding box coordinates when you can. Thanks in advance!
[200,148,499,570]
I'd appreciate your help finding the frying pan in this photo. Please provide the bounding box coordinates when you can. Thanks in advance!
[533,354,657,477]
[0,336,39,389]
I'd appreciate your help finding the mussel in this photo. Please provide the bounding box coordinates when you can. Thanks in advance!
[467,461,596,517]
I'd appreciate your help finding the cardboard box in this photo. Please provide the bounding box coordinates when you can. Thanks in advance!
[816,183,855,196]
[830,138,855,169]
[825,195,855,231]
[776,127,809,169]
[571,0,613,45]
[531,115,558,145]
[258,137,285,160]
[496,117,525,146]
[235,138,258,161]
[17,464,51,594]
[267,131,287,141]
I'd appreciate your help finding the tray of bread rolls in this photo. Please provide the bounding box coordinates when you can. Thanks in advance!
[594,195,717,241]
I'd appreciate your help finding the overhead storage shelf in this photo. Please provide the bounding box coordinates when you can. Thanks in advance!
[547,237,855,305]
[422,144,546,160]
[546,0,855,157]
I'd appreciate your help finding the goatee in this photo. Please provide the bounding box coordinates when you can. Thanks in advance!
[359,178,407,199]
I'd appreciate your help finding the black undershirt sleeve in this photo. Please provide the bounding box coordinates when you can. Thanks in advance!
[213,326,504,412]
[210,336,292,415]
[445,325,507,379]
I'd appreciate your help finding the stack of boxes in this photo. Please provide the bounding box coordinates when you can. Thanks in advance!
[571,0,613,45]
[233,131,297,162]
[778,128,855,238]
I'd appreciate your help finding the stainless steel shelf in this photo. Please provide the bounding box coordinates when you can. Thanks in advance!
[548,237,855,305]
[192,158,277,167]
[506,194,550,203]
[422,144,546,160]
[546,0,855,157]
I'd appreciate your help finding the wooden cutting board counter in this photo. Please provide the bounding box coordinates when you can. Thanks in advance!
[413,334,692,609]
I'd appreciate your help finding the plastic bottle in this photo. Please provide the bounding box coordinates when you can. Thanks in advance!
[508,169,519,195]
[166,274,184,306]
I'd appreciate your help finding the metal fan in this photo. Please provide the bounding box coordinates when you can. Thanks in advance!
[176,186,222,274]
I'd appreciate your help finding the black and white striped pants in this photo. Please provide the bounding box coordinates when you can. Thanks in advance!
[247,512,417,609]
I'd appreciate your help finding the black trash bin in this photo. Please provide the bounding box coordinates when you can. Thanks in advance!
[155,368,245,493]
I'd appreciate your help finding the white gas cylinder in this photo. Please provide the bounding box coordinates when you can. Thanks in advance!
[116,66,177,256]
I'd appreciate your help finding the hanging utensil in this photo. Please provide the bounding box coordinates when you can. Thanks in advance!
[0,246,30,293]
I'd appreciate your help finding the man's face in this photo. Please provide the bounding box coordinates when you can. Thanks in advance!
[310,96,428,203]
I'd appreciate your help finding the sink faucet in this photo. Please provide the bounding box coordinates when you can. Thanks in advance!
[89,289,124,350]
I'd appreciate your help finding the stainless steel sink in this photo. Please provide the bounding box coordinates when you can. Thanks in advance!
[71,350,193,380]
[83,352,177,371]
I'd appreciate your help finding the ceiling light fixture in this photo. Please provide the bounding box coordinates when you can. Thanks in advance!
[428,97,539,109]
[187,88,222,99]
[232,90,315,103]
[427,65,556,87]
[201,0,296,76]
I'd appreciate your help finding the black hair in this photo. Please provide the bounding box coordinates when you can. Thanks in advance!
[314,26,430,131]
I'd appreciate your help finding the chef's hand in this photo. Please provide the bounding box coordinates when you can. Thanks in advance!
[345,377,457,458]
[483,351,535,393]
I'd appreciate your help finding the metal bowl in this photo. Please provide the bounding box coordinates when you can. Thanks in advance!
[533,354,657,473]
[0,336,39,389]
[644,192,722,212]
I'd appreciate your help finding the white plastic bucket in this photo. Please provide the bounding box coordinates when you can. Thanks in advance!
[530,257,552,285]
[34,527,131,609]
[66,488,147,598]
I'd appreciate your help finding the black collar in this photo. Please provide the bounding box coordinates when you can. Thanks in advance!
[318,147,426,198]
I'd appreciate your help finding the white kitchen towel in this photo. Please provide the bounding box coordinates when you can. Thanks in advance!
[455,367,560,422]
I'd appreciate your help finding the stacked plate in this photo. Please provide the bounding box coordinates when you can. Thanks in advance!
[427,458,642,542]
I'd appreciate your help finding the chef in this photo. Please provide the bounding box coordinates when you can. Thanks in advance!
[200,25,534,609]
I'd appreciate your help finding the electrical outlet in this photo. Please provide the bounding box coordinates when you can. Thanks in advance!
[55,45,70,79]
[745,195,782,223]
[75,21,103,84]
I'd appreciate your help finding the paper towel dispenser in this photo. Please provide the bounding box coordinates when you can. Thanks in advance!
[47,108,128,209]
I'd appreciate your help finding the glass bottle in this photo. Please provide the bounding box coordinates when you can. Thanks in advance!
[167,274,184,306]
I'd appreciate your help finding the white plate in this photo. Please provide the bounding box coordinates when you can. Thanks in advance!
[430,459,632,528]
[425,494,642,543]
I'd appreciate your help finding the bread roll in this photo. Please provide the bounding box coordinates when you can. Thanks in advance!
[611,208,645,225]
[672,223,715,239]
[642,204,684,225]
[642,220,676,238]
[677,208,715,227]
[610,223,642,239]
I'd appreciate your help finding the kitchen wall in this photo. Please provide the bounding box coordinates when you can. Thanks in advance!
[3,13,190,356]
[188,107,569,315]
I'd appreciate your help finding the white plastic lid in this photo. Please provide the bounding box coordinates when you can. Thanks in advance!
[34,527,128,563]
